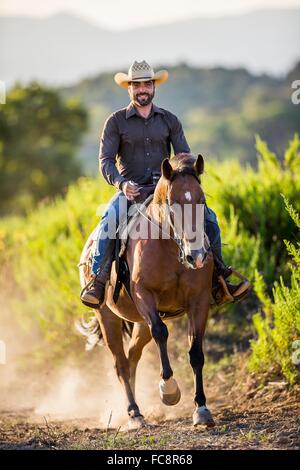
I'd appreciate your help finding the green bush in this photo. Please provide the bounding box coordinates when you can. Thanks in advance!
[0,82,88,215]
[249,196,300,384]
[206,134,300,283]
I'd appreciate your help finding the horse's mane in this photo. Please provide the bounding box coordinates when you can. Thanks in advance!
[169,153,199,183]
[169,152,196,171]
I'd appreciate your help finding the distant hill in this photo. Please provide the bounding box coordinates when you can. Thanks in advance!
[1,9,300,86]
[59,62,300,173]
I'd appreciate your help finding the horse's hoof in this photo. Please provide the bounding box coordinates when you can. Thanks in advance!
[128,415,145,430]
[159,377,181,406]
[193,406,215,428]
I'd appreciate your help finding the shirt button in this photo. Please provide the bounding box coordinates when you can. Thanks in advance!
[146,152,150,156]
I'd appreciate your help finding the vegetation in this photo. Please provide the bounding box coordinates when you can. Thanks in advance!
[207,134,300,284]
[0,82,87,215]
[0,178,114,360]
[249,196,300,385]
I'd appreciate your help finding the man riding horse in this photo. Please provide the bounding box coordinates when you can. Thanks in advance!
[80,60,251,308]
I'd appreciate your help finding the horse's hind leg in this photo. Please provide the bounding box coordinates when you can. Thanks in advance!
[95,305,144,429]
[127,322,152,399]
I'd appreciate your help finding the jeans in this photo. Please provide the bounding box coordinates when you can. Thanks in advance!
[204,205,222,259]
[92,191,131,275]
[91,192,222,276]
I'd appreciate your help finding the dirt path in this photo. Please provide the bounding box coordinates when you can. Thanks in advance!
[1,367,299,450]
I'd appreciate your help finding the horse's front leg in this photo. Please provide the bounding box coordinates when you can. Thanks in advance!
[132,284,181,406]
[188,295,215,427]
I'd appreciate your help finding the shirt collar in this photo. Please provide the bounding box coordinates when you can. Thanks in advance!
[125,102,165,119]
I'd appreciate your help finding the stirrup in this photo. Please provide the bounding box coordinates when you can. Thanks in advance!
[218,275,234,303]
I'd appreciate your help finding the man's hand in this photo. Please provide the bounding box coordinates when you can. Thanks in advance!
[122,181,140,201]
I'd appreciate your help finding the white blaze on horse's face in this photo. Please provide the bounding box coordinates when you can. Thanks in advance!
[185,191,192,202]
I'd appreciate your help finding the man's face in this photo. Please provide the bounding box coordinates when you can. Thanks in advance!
[128,80,155,107]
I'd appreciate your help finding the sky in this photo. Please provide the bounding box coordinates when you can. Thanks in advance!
[1,0,300,30]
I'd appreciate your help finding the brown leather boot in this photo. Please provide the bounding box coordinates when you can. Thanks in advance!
[80,254,113,308]
[80,276,106,308]
[211,253,252,306]
[212,274,252,306]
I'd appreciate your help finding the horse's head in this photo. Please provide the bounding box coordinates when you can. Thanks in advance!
[159,152,210,269]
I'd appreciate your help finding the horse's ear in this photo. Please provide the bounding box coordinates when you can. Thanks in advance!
[194,154,204,175]
[161,158,173,181]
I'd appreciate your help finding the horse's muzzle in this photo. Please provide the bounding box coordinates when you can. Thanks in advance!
[186,248,210,269]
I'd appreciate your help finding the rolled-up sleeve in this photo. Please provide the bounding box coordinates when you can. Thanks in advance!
[99,114,126,189]
[170,115,190,154]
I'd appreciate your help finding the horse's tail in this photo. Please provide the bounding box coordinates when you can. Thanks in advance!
[75,316,134,351]
[75,316,102,351]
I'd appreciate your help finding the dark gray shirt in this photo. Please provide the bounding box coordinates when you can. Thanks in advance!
[99,102,190,189]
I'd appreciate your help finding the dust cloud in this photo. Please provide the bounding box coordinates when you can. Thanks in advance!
[0,310,192,429]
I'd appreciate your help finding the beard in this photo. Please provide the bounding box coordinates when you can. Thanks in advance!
[134,89,155,107]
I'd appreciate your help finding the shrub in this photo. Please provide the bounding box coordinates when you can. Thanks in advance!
[209,134,300,283]
[249,196,300,384]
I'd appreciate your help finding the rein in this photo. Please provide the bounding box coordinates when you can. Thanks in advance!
[164,200,192,267]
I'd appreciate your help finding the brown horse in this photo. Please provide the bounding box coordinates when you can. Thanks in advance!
[77,153,215,429]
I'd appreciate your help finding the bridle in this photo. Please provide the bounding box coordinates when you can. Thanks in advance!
[134,170,211,268]
[164,195,211,269]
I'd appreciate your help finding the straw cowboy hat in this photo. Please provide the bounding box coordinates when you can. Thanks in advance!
[114,60,169,89]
